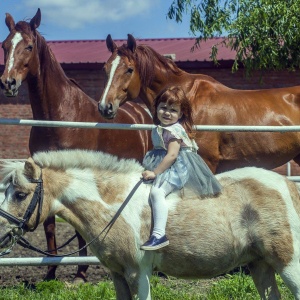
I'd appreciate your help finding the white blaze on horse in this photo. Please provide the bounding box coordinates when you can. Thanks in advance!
[1,149,300,300]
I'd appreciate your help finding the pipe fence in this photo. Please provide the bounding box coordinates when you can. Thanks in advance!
[1,117,300,267]
[3,117,300,132]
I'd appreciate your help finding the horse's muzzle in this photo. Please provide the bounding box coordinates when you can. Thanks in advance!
[98,102,116,119]
[0,78,19,97]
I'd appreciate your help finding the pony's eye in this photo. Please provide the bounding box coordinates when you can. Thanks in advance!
[15,192,27,201]
[25,45,33,51]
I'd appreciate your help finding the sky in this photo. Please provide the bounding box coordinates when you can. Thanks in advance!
[0,0,193,41]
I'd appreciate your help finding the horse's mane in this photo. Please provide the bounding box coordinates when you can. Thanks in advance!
[15,21,82,89]
[32,150,143,174]
[118,44,184,87]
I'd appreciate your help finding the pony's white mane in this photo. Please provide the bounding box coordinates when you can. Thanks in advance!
[32,149,143,173]
[0,150,143,186]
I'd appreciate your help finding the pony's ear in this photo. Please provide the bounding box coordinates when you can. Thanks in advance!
[127,34,136,53]
[106,34,117,53]
[30,8,41,31]
[24,158,41,181]
[5,13,15,32]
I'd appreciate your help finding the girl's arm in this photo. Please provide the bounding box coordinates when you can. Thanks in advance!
[142,139,181,180]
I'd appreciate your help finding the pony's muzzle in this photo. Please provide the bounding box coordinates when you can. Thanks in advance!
[0,232,12,249]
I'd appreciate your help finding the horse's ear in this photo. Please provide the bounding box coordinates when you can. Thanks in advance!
[30,8,41,30]
[5,13,15,32]
[106,34,117,53]
[127,34,136,53]
[24,158,41,181]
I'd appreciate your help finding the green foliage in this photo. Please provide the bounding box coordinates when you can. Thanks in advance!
[168,0,300,75]
[205,273,294,299]
[0,273,295,299]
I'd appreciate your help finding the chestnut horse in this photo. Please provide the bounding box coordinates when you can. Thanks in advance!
[98,34,300,174]
[0,10,152,282]
[1,149,300,299]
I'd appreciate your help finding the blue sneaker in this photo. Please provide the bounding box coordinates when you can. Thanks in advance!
[140,235,169,250]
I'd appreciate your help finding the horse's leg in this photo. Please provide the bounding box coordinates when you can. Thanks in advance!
[248,261,280,299]
[43,216,57,280]
[72,230,88,284]
[277,262,300,299]
[111,271,132,300]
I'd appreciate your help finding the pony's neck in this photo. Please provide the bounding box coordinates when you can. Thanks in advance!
[43,168,111,240]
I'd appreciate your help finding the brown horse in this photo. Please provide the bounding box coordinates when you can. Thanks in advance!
[98,34,300,174]
[0,10,152,282]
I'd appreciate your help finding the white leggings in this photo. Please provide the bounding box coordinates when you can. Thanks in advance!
[150,182,176,238]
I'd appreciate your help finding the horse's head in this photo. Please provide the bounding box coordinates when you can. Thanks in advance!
[0,8,41,97]
[98,34,142,119]
[0,158,44,253]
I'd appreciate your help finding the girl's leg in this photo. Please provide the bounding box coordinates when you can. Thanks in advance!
[140,182,175,250]
[150,183,174,238]
[150,182,175,238]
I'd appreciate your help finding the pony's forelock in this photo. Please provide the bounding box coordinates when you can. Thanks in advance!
[0,161,27,186]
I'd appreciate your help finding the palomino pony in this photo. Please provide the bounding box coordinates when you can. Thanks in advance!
[98,34,300,174]
[1,149,300,299]
[0,10,152,282]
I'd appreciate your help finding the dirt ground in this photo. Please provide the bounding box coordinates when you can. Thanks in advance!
[0,222,110,287]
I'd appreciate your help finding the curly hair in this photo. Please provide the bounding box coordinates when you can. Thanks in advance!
[152,86,195,139]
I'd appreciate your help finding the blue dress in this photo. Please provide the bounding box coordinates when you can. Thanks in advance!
[143,123,222,197]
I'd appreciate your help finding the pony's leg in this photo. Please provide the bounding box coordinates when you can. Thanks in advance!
[111,271,132,300]
[72,230,88,284]
[124,268,152,300]
[136,270,152,300]
[248,261,281,299]
[278,262,300,299]
[43,216,58,280]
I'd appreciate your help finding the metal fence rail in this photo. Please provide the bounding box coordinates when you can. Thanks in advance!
[3,117,300,132]
[0,257,100,266]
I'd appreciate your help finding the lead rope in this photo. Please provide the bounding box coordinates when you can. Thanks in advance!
[16,179,145,257]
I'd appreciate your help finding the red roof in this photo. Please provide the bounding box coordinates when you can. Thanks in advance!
[0,37,235,65]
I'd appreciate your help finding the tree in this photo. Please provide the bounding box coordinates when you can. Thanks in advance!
[167,0,300,74]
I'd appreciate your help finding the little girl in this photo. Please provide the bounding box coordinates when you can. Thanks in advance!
[140,86,222,251]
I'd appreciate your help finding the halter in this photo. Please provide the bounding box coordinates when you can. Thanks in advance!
[0,174,44,255]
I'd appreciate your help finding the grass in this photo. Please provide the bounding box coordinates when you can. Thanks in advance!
[0,272,294,300]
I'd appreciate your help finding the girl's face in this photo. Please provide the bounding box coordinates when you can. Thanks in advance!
[157,102,182,126]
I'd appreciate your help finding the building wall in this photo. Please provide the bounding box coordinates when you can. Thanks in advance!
[1,65,300,174]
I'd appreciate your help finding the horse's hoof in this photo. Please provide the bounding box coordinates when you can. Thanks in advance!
[72,276,87,285]
[43,273,56,281]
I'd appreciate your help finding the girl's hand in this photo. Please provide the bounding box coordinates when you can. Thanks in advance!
[142,170,156,180]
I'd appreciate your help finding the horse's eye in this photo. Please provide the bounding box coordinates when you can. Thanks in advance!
[25,45,33,51]
[15,192,27,201]
[127,67,133,74]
